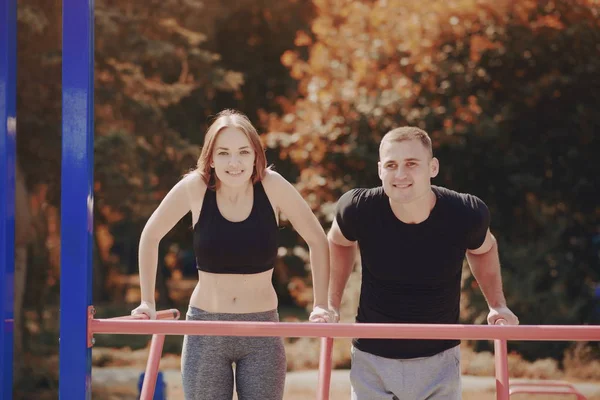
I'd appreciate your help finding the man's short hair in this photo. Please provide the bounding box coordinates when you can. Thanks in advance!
[380,127,433,158]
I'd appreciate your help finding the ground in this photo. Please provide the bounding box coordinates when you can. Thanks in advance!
[87,336,600,399]
[92,367,600,399]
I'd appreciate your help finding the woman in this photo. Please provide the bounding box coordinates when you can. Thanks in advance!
[131,109,331,400]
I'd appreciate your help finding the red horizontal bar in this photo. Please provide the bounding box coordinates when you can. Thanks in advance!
[509,387,583,395]
[107,309,180,321]
[90,320,600,341]
[510,382,577,389]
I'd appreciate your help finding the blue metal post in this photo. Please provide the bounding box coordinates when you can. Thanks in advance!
[0,0,17,398]
[59,0,95,398]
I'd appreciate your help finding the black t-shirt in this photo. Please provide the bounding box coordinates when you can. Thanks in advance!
[335,185,490,359]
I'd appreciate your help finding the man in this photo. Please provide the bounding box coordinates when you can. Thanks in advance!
[328,127,518,400]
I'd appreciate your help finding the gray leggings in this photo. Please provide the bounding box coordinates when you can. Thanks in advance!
[181,306,286,400]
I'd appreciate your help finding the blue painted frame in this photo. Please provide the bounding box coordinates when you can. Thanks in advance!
[59,0,95,398]
[0,0,17,398]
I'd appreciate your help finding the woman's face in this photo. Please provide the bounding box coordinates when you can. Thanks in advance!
[211,127,256,187]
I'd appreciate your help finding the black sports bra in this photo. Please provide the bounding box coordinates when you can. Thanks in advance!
[193,182,278,274]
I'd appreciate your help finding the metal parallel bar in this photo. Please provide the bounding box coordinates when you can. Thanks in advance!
[0,0,17,398]
[509,382,586,399]
[494,339,509,400]
[140,334,166,400]
[316,337,334,400]
[108,309,181,321]
[59,0,95,398]
[101,309,180,400]
[510,382,578,388]
[92,312,600,400]
[509,387,585,399]
[89,320,600,341]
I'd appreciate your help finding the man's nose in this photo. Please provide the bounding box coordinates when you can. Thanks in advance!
[394,167,407,179]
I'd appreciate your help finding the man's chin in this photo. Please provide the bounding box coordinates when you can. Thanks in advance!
[384,187,413,200]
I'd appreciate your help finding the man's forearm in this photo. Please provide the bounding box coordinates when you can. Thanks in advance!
[466,239,506,308]
[328,240,356,310]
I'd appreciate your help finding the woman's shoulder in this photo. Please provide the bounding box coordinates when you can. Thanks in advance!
[180,170,208,200]
[261,168,285,187]
[260,169,295,208]
[181,170,206,185]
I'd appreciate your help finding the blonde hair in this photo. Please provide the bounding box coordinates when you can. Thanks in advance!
[196,109,268,189]
[380,127,433,158]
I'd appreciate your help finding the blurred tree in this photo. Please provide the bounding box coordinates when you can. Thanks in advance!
[17,0,244,308]
[264,0,600,361]
[163,0,316,141]
[160,0,319,305]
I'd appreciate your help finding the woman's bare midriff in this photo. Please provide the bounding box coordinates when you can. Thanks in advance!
[189,269,278,313]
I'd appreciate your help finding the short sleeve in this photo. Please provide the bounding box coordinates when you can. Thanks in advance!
[466,195,490,250]
[334,189,361,242]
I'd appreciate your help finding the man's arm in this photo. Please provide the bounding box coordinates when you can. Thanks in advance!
[327,218,357,322]
[466,229,519,325]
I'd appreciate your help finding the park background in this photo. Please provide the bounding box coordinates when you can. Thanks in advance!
[10,0,600,398]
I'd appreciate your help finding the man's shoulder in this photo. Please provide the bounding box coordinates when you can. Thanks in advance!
[341,186,385,208]
[433,185,487,214]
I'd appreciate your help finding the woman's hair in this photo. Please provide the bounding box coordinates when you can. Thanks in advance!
[195,109,268,189]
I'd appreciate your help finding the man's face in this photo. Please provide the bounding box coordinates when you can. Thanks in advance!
[378,139,438,204]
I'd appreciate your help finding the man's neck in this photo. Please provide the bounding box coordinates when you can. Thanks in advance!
[389,189,436,224]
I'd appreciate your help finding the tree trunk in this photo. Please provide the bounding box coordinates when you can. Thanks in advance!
[14,163,31,376]
[92,221,110,303]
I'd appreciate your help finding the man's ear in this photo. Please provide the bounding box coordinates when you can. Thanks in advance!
[430,157,439,178]
[377,161,383,180]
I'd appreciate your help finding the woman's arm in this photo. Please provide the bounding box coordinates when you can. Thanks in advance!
[263,171,331,321]
[132,175,196,318]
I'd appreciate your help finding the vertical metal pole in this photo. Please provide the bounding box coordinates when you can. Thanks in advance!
[0,0,17,398]
[140,335,166,400]
[59,0,95,398]
[494,339,510,400]
[494,318,510,400]
[316,337,333,400]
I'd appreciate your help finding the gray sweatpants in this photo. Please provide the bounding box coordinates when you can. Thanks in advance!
[181,306,286,400]
[350,345,462,400]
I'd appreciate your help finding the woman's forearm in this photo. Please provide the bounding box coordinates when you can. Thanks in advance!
[308,235,330,307]
[138,230,160,305]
